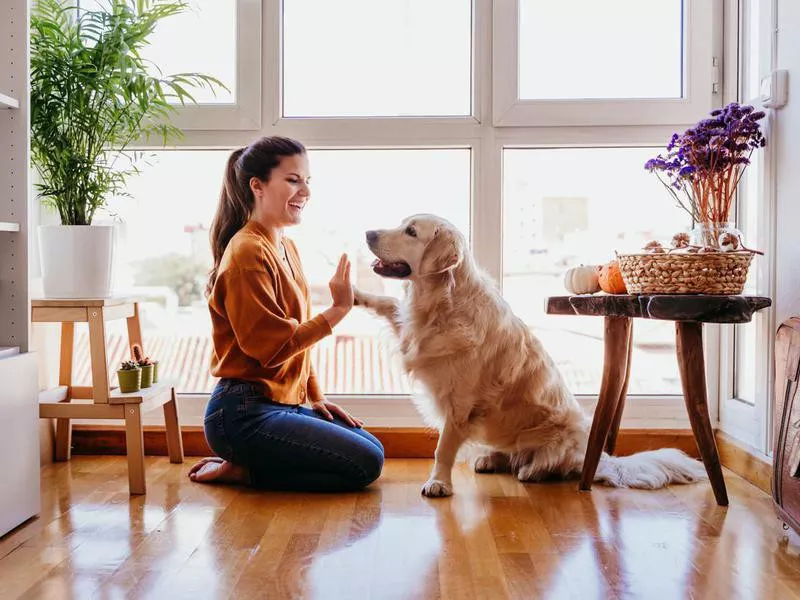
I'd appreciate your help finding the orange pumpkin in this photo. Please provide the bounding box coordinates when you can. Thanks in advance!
[598,260,627,294]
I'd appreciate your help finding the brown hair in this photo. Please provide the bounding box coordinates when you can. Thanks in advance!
[206,136,307,296]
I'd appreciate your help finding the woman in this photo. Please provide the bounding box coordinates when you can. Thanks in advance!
[188,136,384,492]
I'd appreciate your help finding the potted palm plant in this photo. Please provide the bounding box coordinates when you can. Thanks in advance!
[30,0,224,298]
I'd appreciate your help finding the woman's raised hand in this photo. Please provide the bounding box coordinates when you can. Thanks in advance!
[322,254,353,328]
[329,253,353,309]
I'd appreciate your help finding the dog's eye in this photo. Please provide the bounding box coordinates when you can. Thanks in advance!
[405,226,417,238]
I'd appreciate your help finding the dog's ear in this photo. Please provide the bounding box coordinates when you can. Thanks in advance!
[419,228,462,276]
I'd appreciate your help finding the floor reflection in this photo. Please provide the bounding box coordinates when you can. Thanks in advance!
[3,458,800,600]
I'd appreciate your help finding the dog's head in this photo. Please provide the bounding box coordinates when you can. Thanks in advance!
[365,214,465,280]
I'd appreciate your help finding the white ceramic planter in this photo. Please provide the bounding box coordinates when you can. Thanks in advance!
[38,225,115,298]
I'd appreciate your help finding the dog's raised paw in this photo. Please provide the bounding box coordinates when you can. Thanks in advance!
[352,286,366,307]
[421,479,453,497]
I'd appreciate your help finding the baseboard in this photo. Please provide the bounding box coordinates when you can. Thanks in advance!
[715,431,772,494]
[70,425,699,460]
[611,429,699,458]
[68,426,772,493]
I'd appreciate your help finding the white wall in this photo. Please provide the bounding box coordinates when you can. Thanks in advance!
[775,0,800,327]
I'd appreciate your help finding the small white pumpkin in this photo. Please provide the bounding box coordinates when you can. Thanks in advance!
[564,265,601,295]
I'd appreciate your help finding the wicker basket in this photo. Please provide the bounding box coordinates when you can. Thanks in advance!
[617,251,754,295]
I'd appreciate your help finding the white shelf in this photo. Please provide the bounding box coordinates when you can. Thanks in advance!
[1,0,38,540]
[0,346,20,359]
[0,352,40,537]
[0,92,19,109]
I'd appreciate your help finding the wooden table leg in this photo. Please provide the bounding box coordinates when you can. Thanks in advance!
[55,322,75,462]
[606,322,633,455]
[580,316,633,491]
[675,321,728,506]
[126,302,144,358]
[124,403,146,495]
[163,388,184,464]
[88,308,109,404]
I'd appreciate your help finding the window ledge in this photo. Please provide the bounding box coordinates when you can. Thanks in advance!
[74,393,695,430]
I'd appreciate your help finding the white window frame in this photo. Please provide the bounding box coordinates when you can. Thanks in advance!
[91,0,726,429]
[264,0,483,139]
[74,0,262,130]
[167,0,262,131]
[492,0,718,127]
[717,0,778,456]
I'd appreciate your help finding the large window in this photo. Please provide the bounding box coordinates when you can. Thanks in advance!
[282,0,472,117]
[77,0,258,127]
[493,0,715,126]
[53,1,732,420]
[80,150,470,395]
[719,0,776,452]
[502,148,685,395]
[518,0,683,101]
[732,0,771,409]
[139,0,237,104]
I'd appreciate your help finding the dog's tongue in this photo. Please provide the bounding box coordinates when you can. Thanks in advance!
[371,258,411,278]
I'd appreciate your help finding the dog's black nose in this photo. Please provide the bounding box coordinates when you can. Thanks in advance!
[366,230,378,244]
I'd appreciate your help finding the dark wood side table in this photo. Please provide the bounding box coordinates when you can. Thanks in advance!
[546,294,771,506]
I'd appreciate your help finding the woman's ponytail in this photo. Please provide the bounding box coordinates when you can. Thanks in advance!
[207,147,248,297]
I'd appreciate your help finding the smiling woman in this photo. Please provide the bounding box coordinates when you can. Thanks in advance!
[188,135,386,492]
[75,147,470,399]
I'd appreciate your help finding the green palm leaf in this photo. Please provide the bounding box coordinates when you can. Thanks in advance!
[30,0,227,225]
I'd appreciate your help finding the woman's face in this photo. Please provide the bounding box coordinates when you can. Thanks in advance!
[251,153,311,228]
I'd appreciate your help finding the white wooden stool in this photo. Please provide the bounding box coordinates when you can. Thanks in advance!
[33,297,184,494]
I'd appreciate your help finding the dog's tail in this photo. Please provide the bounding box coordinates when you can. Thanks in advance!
[593,448,708,489]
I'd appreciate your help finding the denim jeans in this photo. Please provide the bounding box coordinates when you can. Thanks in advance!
[203,379,384,492]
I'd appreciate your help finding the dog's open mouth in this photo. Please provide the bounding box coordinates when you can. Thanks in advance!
[371,258,412,278]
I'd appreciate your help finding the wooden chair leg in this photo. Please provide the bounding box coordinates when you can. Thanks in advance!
[580,316,633,491]
[675,321,728,506]
[124,403,146,495]
[163,388,184,464]
[88,309,109,404]
[55,322,75,462]
[54,420,72,463]
[126,302,144,358]
[605,323,634,455]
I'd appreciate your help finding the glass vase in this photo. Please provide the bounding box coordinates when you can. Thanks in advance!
[692,221,735,250]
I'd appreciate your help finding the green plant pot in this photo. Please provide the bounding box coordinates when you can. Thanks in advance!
[140,364,154,388]
[117,368,141,393]
[152,361,159,383]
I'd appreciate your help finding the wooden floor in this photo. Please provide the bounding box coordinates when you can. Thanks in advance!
[2,458,800,600]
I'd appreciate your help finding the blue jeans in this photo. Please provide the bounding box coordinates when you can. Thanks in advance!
[203,379,384,492]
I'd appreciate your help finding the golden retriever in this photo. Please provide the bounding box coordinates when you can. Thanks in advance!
[354,214,707,497]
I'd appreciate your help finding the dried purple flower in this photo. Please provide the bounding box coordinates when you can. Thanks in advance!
[644,102,766,230]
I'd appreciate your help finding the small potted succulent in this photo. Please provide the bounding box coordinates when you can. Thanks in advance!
[132,344,154,389]
[117,360,142,393]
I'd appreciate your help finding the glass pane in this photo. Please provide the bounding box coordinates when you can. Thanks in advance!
[283,0,471,117]
[518,0,683,100]
[503,148,689,395]
[79,0,236,104]
[733,143,764,405]
[741,0,772,102]
[734,322,757,405]
[82,149,470,395]
[289,149,471,395]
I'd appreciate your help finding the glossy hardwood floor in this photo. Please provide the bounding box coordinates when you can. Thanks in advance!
[1,457,800,600]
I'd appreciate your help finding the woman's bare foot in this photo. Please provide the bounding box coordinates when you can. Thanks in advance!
[188,457,250,485]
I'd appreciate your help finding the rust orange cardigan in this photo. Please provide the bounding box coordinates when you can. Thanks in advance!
[208,220,332,405]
